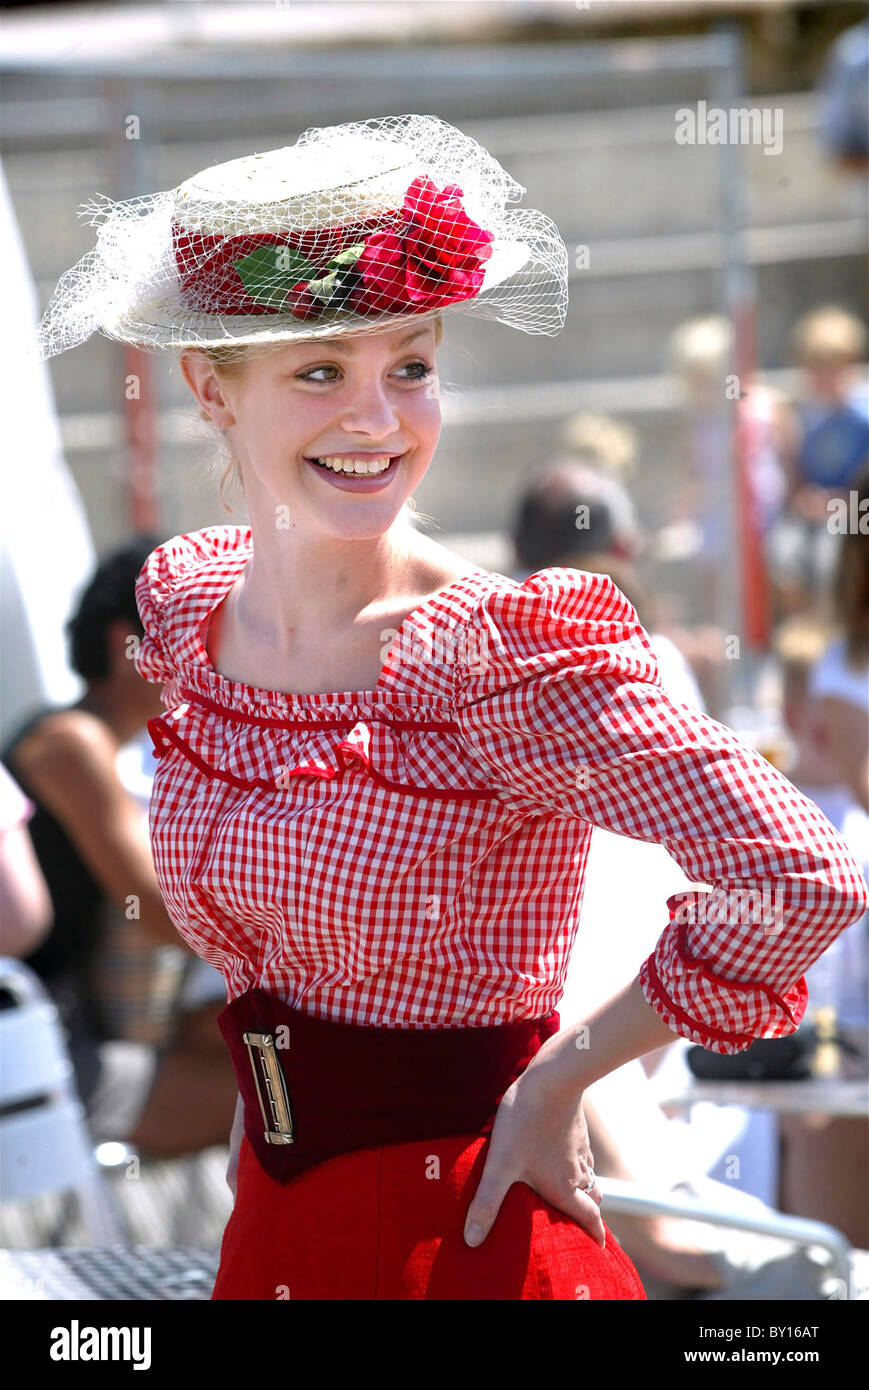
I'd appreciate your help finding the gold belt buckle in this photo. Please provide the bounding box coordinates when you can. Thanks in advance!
[242,1031,295,1145]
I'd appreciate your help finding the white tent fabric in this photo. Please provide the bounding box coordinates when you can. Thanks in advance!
[0,160,95,743]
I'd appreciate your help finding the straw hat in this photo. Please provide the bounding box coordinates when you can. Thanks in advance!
[35,113,568,359]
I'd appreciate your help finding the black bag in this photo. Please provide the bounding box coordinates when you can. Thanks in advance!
[686,1021,864,1082]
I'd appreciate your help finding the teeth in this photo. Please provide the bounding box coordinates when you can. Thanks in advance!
[314,455,393,475]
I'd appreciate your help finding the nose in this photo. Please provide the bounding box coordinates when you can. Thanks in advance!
[338,374,401,441]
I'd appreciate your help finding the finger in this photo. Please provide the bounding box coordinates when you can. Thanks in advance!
[563,1187,607,1248]
[575,1162,595,1206]
[575,1158,602,1207]
[584,1180,603,1208]
[582,1156,601,1206]
[464,1158,518,1247]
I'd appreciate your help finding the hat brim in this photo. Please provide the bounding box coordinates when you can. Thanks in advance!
[101,238,532,351]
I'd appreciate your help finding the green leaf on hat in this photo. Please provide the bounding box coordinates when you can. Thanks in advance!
[327,243,366,270]
[306,269,340,302]
[234,245,318,308]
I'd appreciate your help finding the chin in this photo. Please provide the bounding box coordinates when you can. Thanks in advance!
[313,502,409,538]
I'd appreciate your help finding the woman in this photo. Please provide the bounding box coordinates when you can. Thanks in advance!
[809,463,869,816]
[1,539,237,1153]
[1,539,182,1113]
[776,466,869,1246]
[36,114,869,1301]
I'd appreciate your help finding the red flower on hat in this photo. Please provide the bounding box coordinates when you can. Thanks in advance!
[284,280,320,320]
[351,176,494,316]
[173,217,386,317]
[173,180,493,322]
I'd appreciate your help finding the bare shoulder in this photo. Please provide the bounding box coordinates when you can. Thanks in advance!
[406,535,493,593]
[14,710,116,776]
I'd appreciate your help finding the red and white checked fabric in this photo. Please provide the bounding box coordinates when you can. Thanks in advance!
[134,525,869,1054]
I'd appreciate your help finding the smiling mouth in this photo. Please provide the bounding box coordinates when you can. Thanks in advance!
[306,453,404,476]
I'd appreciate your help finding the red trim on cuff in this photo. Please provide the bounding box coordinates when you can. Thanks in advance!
[639,953,757,1048]
[674,920,804,1028]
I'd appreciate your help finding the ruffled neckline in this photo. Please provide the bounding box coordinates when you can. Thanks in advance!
[171,526,517,720]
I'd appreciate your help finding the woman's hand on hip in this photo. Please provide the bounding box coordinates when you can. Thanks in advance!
[462,1042,605,1249]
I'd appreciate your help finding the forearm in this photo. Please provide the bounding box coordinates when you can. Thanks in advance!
[0,828,53,958]
[579,1091,638,1182]
[124,887,188,946]
[226,1093,245,1198]
[547,975,680,1097]
[838,748,869,817]
[847,757,869,816]
[820,698,869,816]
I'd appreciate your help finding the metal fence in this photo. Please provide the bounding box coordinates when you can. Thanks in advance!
[3,29,866,704]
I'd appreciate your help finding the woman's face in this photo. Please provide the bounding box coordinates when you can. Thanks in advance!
[189,320,441,541]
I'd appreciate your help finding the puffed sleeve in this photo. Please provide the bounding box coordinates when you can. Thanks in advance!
[133,540,183,707]
[453,568,869,1055]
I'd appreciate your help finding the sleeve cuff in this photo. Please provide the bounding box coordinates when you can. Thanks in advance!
[637,920,809,1056]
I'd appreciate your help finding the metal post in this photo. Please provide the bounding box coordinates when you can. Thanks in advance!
[714,23,762,717]
[101,77,159,534]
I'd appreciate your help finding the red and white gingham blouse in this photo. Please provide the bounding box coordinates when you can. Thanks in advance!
[134,524,869,1054]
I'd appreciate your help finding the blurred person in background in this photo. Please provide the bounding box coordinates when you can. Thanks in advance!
[0,539,237,1156]
[0,760,52,961]
[808,462,869,817]
[557,404,734,717]
[507,456,760,1296]
[669,316,790,570]
[771,496,869,1246]
[769,307,869,617]
[558,410,639,488]
[511,451,705,711]
[818,19,869,185]
[774,611,868,1038]
[508,454,867,1292]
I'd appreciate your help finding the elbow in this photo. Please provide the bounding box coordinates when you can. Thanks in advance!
[804,839,869,928]
[827,849,869,923]
[850,874,869,919]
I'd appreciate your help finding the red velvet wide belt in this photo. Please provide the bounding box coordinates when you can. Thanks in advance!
[217,988,561,1185]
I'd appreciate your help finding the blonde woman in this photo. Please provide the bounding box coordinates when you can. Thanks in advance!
[36,115,869,1301]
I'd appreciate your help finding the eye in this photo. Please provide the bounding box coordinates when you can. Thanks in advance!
[295,364,340,383]
[396,359,433,381]
[293,358,434,385]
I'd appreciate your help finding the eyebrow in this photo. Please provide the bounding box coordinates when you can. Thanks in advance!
[310,326,433,356]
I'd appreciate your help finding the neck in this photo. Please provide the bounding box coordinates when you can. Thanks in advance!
[236,501,425,651]
[74,684,146,744]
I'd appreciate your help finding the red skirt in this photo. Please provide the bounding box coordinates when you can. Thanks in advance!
[211,1130,647,1301]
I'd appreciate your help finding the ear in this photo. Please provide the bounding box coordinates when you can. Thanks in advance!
[180,349,236,430]
[105,617,141,677]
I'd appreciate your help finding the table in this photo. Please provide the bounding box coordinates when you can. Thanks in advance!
[0,1245,219,1300]
[658,1076,869,1117]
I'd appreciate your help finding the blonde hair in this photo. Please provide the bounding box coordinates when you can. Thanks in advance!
[188,315,444,515]
[790,305,867,366]
[772,613,835,706]
[669,314,732,380]
[558,411,637,481]
[773,613,834,669]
